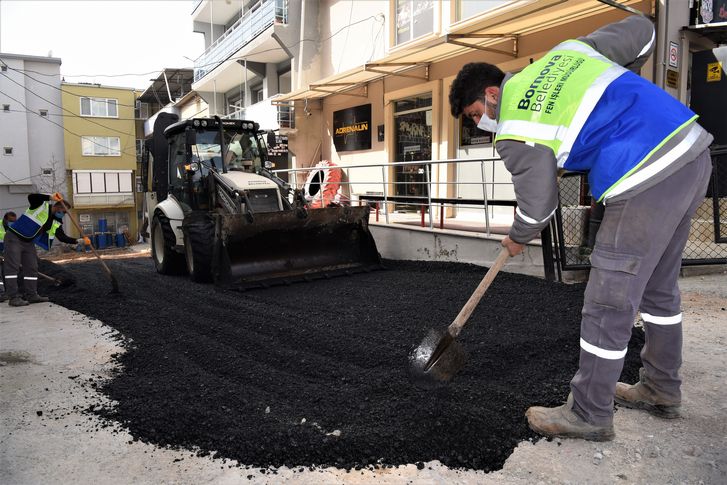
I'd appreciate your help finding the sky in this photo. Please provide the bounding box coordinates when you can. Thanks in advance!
[0,0,205,89]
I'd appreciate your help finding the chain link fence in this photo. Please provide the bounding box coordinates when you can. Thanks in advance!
[554,153,727,271]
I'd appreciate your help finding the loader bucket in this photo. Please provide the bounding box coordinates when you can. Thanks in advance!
[213,205,382,288]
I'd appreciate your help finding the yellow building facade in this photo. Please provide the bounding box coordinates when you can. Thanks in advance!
[61,83,139,244]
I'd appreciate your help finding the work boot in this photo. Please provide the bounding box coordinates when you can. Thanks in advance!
[9,296,30,307]
[615,368,681,419]
[25,294,50,304]
[526,393,615,442]
[0,293,9,302]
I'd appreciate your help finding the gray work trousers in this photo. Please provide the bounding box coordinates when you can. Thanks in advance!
[570,149,713,426]
[3,230,39,298]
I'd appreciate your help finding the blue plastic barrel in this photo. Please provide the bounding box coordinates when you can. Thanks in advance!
[105,233,114,247]
[115,233,125,247]
[98,218,108,233]
[96,233,107,249]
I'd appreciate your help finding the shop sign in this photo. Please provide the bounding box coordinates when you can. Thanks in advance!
[268,135,288,156]
[333,104,371,152]
[666,69,679,89]
[690,0,727,26]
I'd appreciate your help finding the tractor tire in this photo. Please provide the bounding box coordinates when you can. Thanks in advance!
[151,213,186,275]
[182,213,214,283]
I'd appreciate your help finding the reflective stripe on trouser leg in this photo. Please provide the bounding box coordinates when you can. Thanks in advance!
[570,261,636,426]
[636,151,712,401]
[571,150,713,424]
[3,230,24,298]
[20,241,39,297]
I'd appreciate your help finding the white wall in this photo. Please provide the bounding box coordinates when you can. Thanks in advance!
[0,54,64,213]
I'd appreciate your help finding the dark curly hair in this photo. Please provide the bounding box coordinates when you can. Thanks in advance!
[449,62,505,117]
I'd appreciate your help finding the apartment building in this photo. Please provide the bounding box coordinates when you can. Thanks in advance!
[187,1,725,221]
[263,0,720,218]
[0,53,65,215]
[61,83,139,241]
[191,0,294,175]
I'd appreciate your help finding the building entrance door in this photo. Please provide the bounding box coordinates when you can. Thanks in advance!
[393,94,432,211]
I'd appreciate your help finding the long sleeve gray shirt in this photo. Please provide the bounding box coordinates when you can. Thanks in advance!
[496,15,713,244]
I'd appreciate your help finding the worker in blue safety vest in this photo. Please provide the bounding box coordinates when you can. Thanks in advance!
[3,193,90,307]
[0,211,18,302]
[449,15,713,441]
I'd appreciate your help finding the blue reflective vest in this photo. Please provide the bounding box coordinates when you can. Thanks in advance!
[9,201,62,250]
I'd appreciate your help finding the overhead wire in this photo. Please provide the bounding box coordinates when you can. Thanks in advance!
[1,13,384,86]
[1,71,137,137]
[0,59,143,109]
[0,87,138,157]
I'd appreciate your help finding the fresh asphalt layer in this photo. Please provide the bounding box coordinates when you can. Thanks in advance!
[2,255,725,483]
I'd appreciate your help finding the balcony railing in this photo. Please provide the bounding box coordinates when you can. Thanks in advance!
[222,98,294,131]
[194,0,288,83]
[73,193,135,208]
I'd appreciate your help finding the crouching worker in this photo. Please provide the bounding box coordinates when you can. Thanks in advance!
[4,192,90,307]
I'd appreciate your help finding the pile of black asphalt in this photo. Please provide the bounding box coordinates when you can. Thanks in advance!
[40,257,643,472]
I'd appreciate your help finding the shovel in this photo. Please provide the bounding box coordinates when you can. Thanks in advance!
[409,247,510,387]
[56,197,120,294]
[38,271,62,286]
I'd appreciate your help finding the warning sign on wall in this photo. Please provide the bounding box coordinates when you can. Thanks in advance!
[668,42,679,68]
[707,62,723,82]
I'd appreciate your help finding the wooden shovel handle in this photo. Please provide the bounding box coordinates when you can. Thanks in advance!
[58,198,115,278]
[448,246,510,337]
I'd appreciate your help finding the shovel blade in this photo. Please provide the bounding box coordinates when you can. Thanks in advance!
[408,328,467,388]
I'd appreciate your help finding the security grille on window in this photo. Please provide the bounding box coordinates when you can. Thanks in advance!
[3,146,12,155]
[80,97,118,117]
[39,109,48,117]
[41,168,53,176]
[81,136,121,156]
[1,65,7,72]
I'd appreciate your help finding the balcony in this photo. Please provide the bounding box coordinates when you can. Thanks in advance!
[194,0,288,84]
[73,192,135,208]
[222,97,294,132]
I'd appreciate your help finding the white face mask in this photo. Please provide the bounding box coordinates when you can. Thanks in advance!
[476,96,498,133]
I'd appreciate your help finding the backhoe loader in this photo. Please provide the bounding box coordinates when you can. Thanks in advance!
[142,113,380,287]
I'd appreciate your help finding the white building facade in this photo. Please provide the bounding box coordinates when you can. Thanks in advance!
[0,53,66,214]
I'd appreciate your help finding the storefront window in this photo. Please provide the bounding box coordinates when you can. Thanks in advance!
[457,0,509,21]
[394,94,432,208]
[396,0,434,45]
[460,116,492,146]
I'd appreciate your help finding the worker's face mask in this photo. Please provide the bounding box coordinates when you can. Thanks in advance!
[53,211,64,220]
[476,96,498,133]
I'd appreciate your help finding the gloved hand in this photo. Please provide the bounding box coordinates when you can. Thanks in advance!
[77,237,91,246]
[51,192,63,202]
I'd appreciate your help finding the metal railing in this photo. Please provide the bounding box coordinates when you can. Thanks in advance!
[275,157,517,237]
[274,157,727,273]
[223,100,294,131]
[194,0,288,82]
[553,169,727,272]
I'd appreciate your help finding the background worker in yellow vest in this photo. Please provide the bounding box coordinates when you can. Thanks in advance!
[0,211,18,302]
[449,15,713,441]
[3,193,90,307]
